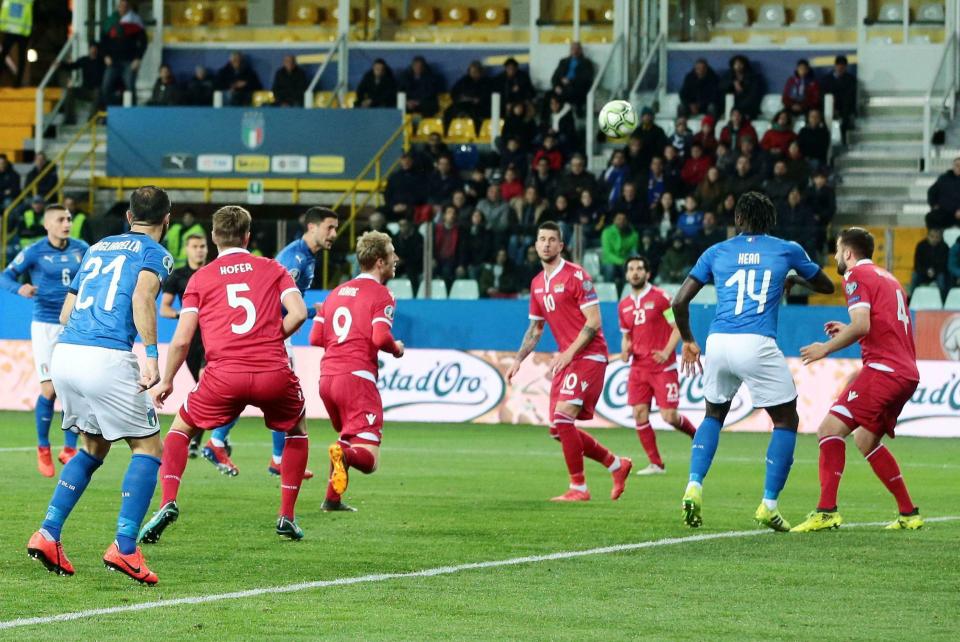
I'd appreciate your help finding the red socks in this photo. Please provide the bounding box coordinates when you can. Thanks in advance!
[677,415,697,438]
[636,422,663,468]
[577,429,615,468]
[817,436,845,511]
[279,435,309,519]
[160,430,191,505]
[343,446,376,474]
[553,411,585,486]
[866,444,916,514]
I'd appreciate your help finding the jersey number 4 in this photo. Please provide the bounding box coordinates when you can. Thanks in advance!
[725,268,772,315]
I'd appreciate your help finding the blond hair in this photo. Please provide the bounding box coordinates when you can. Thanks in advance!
[212,206,251,248]
[356,230,393,270]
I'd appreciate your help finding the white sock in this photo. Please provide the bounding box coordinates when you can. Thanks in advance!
[272,455,282,465]
[607,456,621,472]
[763,498,778,510]
[686,481,703,492]
[210,437,225,448]
[570,483,588,492]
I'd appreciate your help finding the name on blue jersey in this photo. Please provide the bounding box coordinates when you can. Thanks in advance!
[737,253,760,265]
[89,239,145,253]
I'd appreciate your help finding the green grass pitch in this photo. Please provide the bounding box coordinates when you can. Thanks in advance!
[0,410,958,640]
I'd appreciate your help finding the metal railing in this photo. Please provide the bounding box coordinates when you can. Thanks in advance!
[34,34,79,154]
[585,35,627,170]
[304,34,346,108]
[922,33,959,169]
[629,32,666,114]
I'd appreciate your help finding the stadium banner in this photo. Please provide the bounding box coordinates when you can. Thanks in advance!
[106,107,403,179]
[0,342,956,437]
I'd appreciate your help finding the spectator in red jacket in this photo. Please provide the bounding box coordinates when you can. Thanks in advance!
[760,110,798,158]
[532,133,563,172]
[500,166,524,202]
[782,59,820,115]
[693,114,718,157]
[681,142,713,190]
[719,108,758,150]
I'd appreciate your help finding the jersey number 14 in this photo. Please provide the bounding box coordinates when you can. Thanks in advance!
[725,268,772,315]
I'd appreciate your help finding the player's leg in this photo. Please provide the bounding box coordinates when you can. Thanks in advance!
[634,403,665,474]
[32,322,64,475]
[185,349,205,458]
[754,400,800,532]
[856,429,922,529]
[657,370,696,438]
[791,414,852,532]
[551,398,591,501]
[684,401,730,499]
[276,418,309,539]
[202,417,241,476]
[139,415,201,544]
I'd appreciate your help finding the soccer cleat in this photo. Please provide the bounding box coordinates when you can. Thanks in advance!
[57,447,77,466]
[550,488,591,502]
[202,441,239,476]
[321,499,358,512]
[103,542,158,585]
[681,484,703,528]
[276,516,304,540]
[754,503,792,532]
[884,511,924,530]
[27,530,74,576]
[790,510,843,532]
[610,457,633,500]
[138,500,180,544]
[635,463,666,476]
[328,443,349,495]
[268,460,314,480]
[37,446,55,478]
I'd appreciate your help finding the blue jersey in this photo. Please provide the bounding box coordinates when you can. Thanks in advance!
[688,234,821,338]
[59,232,174,351]
[0,239,89,324]
[275,237,317,293]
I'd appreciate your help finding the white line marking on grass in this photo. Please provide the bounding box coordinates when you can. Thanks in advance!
[3,516,958,631]
[0,446,37,453]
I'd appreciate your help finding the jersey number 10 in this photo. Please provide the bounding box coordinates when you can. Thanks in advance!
[725,268,772,315]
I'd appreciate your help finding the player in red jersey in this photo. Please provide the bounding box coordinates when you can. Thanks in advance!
[617,256,696,475]
[793,227,923,532]
[309,231,404,512]
[139,206,312,542]
[506,221,632,502]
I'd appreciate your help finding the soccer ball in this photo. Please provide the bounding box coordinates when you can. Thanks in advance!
[598,100,638,138]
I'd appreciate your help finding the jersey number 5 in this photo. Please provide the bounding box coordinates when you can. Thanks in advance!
[226,283,256,334]
[725,268,772,315]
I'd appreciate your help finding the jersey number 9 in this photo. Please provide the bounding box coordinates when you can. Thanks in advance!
[332,306,352,343]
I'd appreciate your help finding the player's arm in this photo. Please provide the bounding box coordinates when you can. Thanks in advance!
[281,288,308,338]
[308,314,324,346]
[0,253,36,298]
[59,292,77,325]
[672,275,705,375]
[153,310,199,406]
[133,271,162,391]
[785,269,835,295]
[800,307,870,365]
[372,321,404,357]
[620,329,631,362]
[506,318,544,381]
[159,292,180,319]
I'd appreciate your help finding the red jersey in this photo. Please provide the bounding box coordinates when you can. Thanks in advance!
[319,273,396,379]
[843,259,919,381]
[528,259,608,360]
[181,248,297,372]
[618,284,676,372]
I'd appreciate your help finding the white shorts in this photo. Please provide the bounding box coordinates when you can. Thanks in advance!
[285,337,295,367]
[31,321,63,383]
[51,343,161,442]
[703,333,797,409]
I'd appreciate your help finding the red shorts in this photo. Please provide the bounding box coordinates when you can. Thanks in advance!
[319,374,383,445]
[828,367,918,438]
[627,365,680,409]
[179,366,305,432]
[549,358,607,421]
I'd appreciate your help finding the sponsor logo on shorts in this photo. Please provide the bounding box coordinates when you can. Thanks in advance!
[147,408,158,428]
[847,390,859,402]
[365,413,377,425]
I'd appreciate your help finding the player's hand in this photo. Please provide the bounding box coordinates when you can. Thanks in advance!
[550,351,573,377]
[800,342,829,365]
[393,340,405,358]
[619,351,629,363]
[652,349,670,364]
[784,274,798,297]
[18,284,37,298]
[824,321,846,338]
[139,359,161,392]
[313,302,323,316]
[151,381,173,407]
[680,341,702,377]
[506,360,522,382]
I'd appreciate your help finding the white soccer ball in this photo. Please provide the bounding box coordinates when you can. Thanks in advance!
[598,100,638,138]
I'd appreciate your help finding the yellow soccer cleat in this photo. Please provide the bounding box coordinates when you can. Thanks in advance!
[884,511,923,530]
[681,484,703,528]
[790,510,843,532]
[328,442,349,496]
[754,503,791,532]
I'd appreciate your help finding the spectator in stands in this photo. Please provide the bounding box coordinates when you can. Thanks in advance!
[576,188,606,247]
[782,59,820,116]
[806,169,835,253]
[185,65,214,106]
[476,183,511,244]
[676,195,704,239]
[356,58,397,108]
[911,228,950,302]
[681,142,712,192]
[738,136,769,179]
[820,55,857,144]
[502,102,537,153]
[420,132,451,169]
[600,212,638,284]
[726,156,761,198]
[509,185,547,263]
[714,141,735,176]
[63,43,105,124]
[434,205,462,287]
[638,229,662,278]
[100,0,147,106]
[719,108,757,150]
[13,197,46,248]
[479,249,521,298]
[724,55,763,120]
[662,145,685,196]
[623,134,652,183]
[216,51,262,107]
[762,160,795,205]
[670,117,694,159]
[760,110,797,158]
[399,56,440,117]
[499,136,528,178]
[464,167,488,205]
[695,166,724,213]
[784,141,811,186]
[384,152,424,221]
[694,211,726,257]
[602,150,629,206]
[450,189,472,225]
[545,193,574,240]
[926,157,960,229]
[543,95,578,154]
[654,192,679,238]
[0,0,32,87]
[556,153,597,204]
[427,155,458,207]
[272,55,308,107]
[679,58,721,117]
[613,181,647,230]
[25,152,57,198]
[659,233,692,284]
[798,108,830,168]
[949,235,960,288]
[460,210,493,278]
[393,217,423,290]
[636,107,668,159]
[500,166,524,202]
[0,155,20,209]
[527,156,557,200]
[147,64,182,106]
[777,187,815,251]
[532,133,563,173]
[693,114,718,158]
[63,195,95,244]
[518,244,542,288]
[647,156,666,209]
[496,57,534,111]
[446,61,491,129]
[367,212,390,236]
[550,41,594,111]
[718,192,737,226]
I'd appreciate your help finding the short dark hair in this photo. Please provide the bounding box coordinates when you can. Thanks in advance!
[184,233,206,244]
[304,206,337,226]
[537,220,563,241]
[735,191,776,234]
[129,186,171,225]
[624,255,649,271]
[835,55,848,65]
[838,227,874,260]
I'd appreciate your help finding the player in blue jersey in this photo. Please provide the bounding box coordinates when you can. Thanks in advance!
[206,206,338,477]
[671,192,835,531]
[0,204,88,477]
[26,186,174,585]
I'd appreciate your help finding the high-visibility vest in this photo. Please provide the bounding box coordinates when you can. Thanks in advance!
[70,212,86,240]
[175,223,206,267]
[165,223,184,259]
[0,0,34,37]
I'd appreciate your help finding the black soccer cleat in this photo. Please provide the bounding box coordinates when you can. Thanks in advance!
[321,499,358,513]
[138,500,180,544]
[276,516,304,540]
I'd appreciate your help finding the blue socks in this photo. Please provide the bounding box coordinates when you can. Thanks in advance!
[35,395,54,448]
[64,429,78,449]
[211,419,238,445]
[763,428,797,501]
[41,450,103,540]
[116,454,161,554]
[271,430,286,461]
[688,416,723,484]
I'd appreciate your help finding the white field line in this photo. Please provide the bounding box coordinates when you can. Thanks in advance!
[2,516,958,631]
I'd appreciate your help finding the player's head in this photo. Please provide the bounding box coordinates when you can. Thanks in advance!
[184,233,208,267]
[535,221,564,263]
[733,191,776,235]
[835,227,875,276]
[212,205,252,250]
[43,204,72,243]
[303,206,338,251]
[356,230,397,283]
[624,255,650,289]
[128,186,172,237]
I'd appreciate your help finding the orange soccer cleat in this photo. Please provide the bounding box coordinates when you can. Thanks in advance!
[27,530,75,576]
[328,443,349,495]
[37,446,55,477]
[103,542,158,585]
[610,457,633,500]
[550,488,591,502]
[58,447,78,466]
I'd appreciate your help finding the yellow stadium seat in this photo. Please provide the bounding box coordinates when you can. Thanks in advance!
[182,2,210,26]
[439,6,472,26]
[414,117,444,141]
[252,90,275,107]
[405,4,437,26]
[437,92,453,112]
[212,3,242,27]
[561,6,593,23]
[446,117,477,143]
[366,6,398,22]
[323,5,359,25]
[477,118,503,142]
[288,3,319,25]
[342,91,357,108]
[314,91,336,107]
[477,7,508,26]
